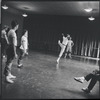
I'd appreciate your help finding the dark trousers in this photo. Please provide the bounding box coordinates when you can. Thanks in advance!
[1,38,8,57]
[17,49,25,65]
[84,70,100,91]
[4,45,15,76]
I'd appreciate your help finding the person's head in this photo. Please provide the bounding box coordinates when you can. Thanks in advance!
[3,25,9,31]
[63,33,67,37]
[23,29,28,37]
[6,27,10,33]
[11,20,19,31]
[67,34,70,40]
[69,37,72,40]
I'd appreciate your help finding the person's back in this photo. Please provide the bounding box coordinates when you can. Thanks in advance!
[20,35,28,50]
[8,29,17,46]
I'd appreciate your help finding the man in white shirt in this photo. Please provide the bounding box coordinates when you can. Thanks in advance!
[64,37,74,58]
[17,29,29,68]
[4,20,19,83]
[57,33,70,63]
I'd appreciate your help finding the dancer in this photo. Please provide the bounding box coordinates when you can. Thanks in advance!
[57,33,70,63]
[1,25,9,58]
[17,29,29,68]
[64,37,74,59]
[74,60,100,93]
[4,20,19,83]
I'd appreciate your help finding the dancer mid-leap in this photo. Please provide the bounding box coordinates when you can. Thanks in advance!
[57,33,70,63]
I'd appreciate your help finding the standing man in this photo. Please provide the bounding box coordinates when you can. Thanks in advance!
[4,20,19,83]
[17,29,29,68]
[1,25,9,58]
[56,33,70,63]
[64,37,74,59]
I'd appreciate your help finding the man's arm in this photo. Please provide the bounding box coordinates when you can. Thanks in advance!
[62,33,65,39]
[71,41,74,47]
[12,37,17,58]
[4,34,9,44]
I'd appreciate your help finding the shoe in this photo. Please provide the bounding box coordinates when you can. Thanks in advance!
[6,76,14,83]
[74,77,85,83]
[82,88,91,93]
[9,73,16,79]
[17,64,23,68]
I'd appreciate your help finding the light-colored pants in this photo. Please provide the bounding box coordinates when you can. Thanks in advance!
[66,46,72,53]
[58,41,66,57]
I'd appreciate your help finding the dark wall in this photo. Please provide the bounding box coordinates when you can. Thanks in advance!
[23,14,100,56]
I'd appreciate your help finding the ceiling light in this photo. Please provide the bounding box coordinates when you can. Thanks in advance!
[88,16,95,21]
[2,5,8,10]
[22,13,28,17]
[84,8,93,12]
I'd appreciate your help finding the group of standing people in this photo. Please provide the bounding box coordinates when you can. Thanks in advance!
[56,33,74,63]
[2,20,29,83]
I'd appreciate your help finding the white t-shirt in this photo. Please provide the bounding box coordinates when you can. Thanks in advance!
[8,29,17,46]
[20,35,28,50]
[62,36,68,45]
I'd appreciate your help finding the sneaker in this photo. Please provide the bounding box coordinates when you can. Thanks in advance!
[6,76,14,83]
[17,64,23,68]
[82,88,91,93]
[74,77,85,83]
[9,73,16,79]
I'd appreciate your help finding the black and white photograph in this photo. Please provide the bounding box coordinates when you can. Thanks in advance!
[1,0,100,99]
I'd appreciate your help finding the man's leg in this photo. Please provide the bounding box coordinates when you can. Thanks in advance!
[64,52,68,58]
[68,52,72,58]
[57,45,65,63]
[17,49,24,68]
[4,56,15,83]
[74,73,94,83]
[64,46,68,58]
[82,75,98,93]
[4,46,16,83]
[68,47,72,58]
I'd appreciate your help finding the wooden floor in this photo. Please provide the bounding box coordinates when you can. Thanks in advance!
[1,50,100,99]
